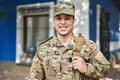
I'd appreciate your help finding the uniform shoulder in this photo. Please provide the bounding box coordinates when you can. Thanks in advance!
[75,33,95,45]
[38,36,53,47]
[84,38,97,49]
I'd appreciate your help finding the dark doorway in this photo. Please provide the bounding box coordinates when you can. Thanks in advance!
[100,8,110,60]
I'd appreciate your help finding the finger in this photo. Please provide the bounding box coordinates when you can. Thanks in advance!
[72,56,79,60]
[72,57,84,63]
[72,56,84,61]
[73,63,79,67]
[72,60,79,64]
[73,63,80,70]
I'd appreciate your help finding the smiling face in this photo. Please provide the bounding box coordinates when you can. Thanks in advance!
[53,14,76,36]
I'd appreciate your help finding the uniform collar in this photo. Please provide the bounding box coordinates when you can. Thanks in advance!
[53,35,63,47]
[53,34,75,47]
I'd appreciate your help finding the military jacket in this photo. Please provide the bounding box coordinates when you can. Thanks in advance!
[30,35,110,80]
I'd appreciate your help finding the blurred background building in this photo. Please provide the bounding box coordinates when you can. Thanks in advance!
[0,0,120,73]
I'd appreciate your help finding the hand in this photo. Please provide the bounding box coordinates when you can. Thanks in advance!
[72,56,88,73]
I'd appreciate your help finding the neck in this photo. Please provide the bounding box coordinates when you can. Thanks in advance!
[57,33,73,43]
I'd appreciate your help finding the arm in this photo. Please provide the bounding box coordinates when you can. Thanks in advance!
[72,40,111,78]
[83,41,111,78]
[30,47,45,80]
[84,49,111,78]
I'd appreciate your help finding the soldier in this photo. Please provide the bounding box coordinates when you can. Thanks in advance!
[30,1,110,80]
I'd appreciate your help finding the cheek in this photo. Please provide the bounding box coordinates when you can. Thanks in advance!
[53,21,59,27]
[68,20,75,25]
[68,22,74,28]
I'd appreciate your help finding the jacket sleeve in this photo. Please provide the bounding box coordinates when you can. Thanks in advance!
[83,40,111,78]
[30,47,45,80]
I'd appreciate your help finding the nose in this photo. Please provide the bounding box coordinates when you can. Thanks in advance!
[61,19,65,24]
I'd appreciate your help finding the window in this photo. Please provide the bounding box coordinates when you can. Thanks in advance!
[16,2,54,65]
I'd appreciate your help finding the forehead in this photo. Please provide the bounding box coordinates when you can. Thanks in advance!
[54,14,73,17]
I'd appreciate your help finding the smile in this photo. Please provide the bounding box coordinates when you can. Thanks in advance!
[59,26,68,28]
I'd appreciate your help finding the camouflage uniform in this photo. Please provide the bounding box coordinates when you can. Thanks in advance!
[54,1,75,16]
[30,1,110,80]
[30,35,110,80]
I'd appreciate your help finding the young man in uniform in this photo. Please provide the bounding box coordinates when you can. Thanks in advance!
[30,1,110,80]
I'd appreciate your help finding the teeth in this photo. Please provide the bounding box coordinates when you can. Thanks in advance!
[59,26,67,28]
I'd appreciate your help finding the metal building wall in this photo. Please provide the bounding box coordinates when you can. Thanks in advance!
[0,0,56,62]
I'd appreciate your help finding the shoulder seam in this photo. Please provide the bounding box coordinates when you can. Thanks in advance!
[38,36,53,46]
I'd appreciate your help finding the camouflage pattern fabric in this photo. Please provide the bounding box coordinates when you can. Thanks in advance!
[30,35,110,80]
[54,1,75,16]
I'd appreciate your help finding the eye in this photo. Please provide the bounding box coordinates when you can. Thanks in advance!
[65,17,71,20]
[55,17,61,20]
[65,15,73,20]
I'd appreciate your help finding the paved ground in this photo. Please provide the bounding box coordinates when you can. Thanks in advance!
[0,61,120,80]
[100,64,120,80]
[0,61,30,80]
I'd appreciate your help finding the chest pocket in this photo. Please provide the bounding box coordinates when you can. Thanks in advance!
[43,55,74,80]
[43,57,59,79]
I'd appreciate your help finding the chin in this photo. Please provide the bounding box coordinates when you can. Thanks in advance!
[59,33,68,36]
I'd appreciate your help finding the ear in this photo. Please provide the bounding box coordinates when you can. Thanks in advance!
[73,19,77,26]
